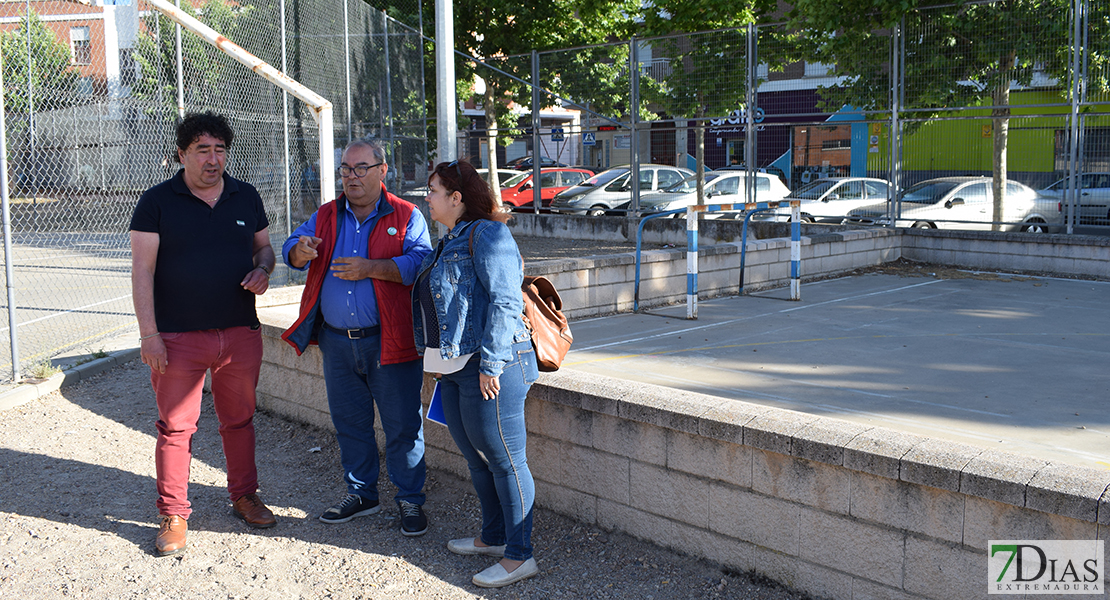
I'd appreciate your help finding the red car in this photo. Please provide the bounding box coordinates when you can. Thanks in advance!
[499,168,595,211]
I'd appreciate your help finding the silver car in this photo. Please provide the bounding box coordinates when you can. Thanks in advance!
[843,176,1062,233]
[640,171,791,216]
[1039,172,1110,225]
[753,177,890,223]
[549,164,694,216]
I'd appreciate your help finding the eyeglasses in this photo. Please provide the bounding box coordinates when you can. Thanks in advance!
[338,162,384,178]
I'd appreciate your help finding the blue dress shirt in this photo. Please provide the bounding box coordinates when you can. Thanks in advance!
[282,196,431,329]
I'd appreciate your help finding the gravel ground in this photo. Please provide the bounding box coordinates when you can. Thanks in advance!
[0,360,815,600]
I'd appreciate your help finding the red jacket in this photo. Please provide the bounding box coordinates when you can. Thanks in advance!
[281,188,419,365]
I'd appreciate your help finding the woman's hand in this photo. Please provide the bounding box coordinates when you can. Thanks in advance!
[479,373,500,400]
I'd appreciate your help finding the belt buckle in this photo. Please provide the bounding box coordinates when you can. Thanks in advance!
[347,329,359,339]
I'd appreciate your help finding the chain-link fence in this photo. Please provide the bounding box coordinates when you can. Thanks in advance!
[0,0,426,380]
[1,0,1106,380]
[468,0,1107,232]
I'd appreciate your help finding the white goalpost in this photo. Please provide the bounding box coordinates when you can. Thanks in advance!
[144,0,336,208]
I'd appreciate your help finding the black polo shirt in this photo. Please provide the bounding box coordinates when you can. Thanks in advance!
[130,170,270,332]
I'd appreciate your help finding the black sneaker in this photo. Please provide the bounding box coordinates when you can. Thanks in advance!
[398,500,428,537]
[319,494,380,524]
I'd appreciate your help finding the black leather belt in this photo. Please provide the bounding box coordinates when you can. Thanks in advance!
[324,323,380,339]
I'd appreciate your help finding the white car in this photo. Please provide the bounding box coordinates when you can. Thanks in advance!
[843,177,1062,233]
[752,177,891,223]
[639,171,791,215]
[1039,172,1110,225]
[549,164,693,216]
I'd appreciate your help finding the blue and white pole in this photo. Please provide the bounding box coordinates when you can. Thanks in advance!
[686,205,698,319]
[790,201,801,300]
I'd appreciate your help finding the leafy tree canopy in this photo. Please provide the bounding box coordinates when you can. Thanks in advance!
[1,10,81,114]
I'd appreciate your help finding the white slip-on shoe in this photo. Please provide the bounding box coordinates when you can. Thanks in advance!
[448,537,506,557]
[472,557,539,588]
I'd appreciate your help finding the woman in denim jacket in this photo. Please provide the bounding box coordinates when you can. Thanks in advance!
[413,159,540,588]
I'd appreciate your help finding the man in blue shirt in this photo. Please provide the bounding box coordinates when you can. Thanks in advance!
[282,140,433,536]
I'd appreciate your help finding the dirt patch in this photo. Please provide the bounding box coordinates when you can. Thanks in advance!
[840,257,1056,282]
[0,360,816,600]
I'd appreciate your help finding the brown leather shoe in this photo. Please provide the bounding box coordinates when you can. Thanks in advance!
[155,515,187,557]
[232,493,277,529]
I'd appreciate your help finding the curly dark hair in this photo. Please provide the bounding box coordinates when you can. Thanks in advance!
[429,159,509,224]
[175,112,234,161]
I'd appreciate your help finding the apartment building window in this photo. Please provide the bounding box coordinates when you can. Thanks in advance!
[70,27,91,65]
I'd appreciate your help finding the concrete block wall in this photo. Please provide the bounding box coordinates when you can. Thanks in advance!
[253,225,1110,600]
[524,228,903,316]
[511,370,1109,600]
[902,229,1110,279]
[249,315,1110,600]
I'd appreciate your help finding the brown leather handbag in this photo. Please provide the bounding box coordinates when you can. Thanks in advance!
[469,223,573,371]
[521,275,573,371]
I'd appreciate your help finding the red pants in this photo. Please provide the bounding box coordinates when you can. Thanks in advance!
[151,326,263,519]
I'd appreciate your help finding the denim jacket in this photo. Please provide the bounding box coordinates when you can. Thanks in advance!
[413,219,530,376]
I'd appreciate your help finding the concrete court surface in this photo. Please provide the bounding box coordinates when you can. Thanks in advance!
[563,270,1110,471]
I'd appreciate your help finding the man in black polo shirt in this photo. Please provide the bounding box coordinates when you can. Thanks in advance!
[130,112,277,557]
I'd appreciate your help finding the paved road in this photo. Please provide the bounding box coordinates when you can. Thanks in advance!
[564,270,1110,470]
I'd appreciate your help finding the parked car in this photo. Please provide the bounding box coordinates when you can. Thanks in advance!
[548,164,694,216]
[476,168,521,188]
[639,171,791,216]
[753,177,891,223]
[843,176,1061,232]
[1038,172,1110,225]
[498,168,595,211]
[504,155,569,171]
[714,164,789,187]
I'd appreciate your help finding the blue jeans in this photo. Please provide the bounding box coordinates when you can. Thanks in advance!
[439,340,539,561]
[318,327,426,505]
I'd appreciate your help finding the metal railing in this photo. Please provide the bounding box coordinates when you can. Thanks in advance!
[634,200,802,318]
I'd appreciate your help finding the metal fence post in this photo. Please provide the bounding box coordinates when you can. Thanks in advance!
[532,50,541,210]
[24,1,36,189]
[280,0,291,238]
[417,2,429,185]
[384,10,395,180]
[0,48,20,382]
[890,18,903,223]
[435,0,456,164]
[629,37,641,216]
[746,23,757,205]
[175,0,184,118]
[343,0,352,141]
[1065,0,1085,234]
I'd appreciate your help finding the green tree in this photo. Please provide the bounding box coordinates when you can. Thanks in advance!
[638,0,777,204]
[0,9,80,115]
[451,0,637,202]
[782,0,1110,230]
